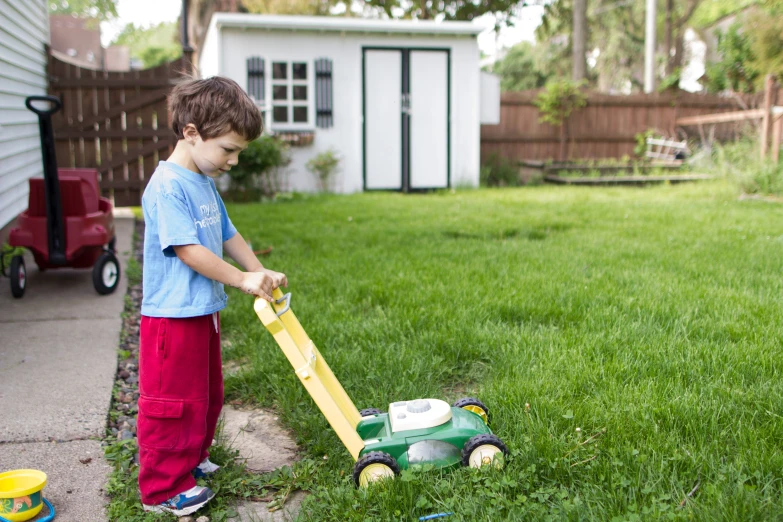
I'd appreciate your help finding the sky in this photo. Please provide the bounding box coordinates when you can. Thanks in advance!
[100,0,545,58]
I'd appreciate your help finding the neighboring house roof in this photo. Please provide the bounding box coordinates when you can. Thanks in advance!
[209,13,487,37]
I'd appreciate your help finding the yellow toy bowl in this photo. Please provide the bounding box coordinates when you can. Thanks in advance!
[0,470,47,521]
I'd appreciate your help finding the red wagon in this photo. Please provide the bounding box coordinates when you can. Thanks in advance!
[6,96,120,298]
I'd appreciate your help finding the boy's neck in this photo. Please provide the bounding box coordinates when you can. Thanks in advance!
[166,140,203,175]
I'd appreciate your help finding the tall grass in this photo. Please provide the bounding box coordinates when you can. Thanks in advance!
[215,182,783,521]
[702,139,783,196]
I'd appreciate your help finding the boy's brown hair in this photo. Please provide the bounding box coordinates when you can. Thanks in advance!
[169,76,263,142]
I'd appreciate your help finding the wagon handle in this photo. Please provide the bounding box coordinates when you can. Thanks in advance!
[25,95,62,116]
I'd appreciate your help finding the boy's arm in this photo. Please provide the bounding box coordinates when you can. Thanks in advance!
[223,233,287,288]
[173,244,276,301]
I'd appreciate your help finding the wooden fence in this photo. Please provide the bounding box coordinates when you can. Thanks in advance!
[481,89,764,163]
[48,53,190,206]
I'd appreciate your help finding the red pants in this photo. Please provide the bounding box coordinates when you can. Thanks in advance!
[137,313,224,505]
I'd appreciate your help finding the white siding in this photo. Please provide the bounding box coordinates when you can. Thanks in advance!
[0,0,49,228]
[210,25,481,193]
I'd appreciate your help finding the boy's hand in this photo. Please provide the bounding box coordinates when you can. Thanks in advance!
[239,271,277,301]
[253,267,288,289]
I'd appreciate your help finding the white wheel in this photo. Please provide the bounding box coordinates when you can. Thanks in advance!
[10,255,26,298]
[468,444,504,469]
[92,251,120,295]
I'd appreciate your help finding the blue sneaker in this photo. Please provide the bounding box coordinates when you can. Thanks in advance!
[142,485,215,516]
[192,457,220,478]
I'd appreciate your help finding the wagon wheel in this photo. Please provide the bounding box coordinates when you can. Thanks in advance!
[10,255,26,298]
[93,251,120,295]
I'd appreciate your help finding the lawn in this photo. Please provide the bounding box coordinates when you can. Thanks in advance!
[216,181,783,521]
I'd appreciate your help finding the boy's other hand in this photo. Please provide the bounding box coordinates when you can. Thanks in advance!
[239,271,276,301]
[253,267,288,289]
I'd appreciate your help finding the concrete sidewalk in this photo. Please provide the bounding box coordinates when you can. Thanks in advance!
[0,215,133,521]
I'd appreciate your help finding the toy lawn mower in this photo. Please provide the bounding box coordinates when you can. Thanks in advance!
[254,289,509,487]
[5,96,119,298]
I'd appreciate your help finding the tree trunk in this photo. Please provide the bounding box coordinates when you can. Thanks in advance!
[665,0,673,75]
[572,0,587,81]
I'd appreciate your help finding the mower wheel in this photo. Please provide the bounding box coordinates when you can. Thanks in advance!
[93,250,121,295]
[461,434,508,469]
[10,255,26,298]
[453,397,490,424]
[359,408,384,417]
[353,451,399,487]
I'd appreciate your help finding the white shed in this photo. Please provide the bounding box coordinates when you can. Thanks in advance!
[200,14,494,193]
[0,0,49,232]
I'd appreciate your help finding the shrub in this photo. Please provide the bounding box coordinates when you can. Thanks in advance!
[306,149,341,192]
[480,153,520,187]
[701,138,783,196]
[226,135,291,200]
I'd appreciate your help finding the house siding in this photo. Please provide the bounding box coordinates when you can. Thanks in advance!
[0,0,49,229]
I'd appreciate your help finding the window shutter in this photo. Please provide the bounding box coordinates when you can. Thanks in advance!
[247,57,265,103]
[315,58,333,128]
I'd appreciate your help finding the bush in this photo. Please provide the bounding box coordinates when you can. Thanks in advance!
[306,149,341,192]
[702,139,783,196]
[480,154,520,187]
[225,135,291,201]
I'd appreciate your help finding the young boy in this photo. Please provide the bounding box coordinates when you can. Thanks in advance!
[138,76,286,516]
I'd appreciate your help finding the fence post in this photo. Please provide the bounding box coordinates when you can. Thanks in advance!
[760,74,776,160]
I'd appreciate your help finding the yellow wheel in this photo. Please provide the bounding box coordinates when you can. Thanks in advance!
[461,434,508,469]
[353,451,399,487]
[453,397,490,424]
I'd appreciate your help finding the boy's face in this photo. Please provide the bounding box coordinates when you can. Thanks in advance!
[184,124,250,178]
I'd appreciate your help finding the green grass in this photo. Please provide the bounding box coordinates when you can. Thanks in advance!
[213,181,783,521]
[108,181,783,520]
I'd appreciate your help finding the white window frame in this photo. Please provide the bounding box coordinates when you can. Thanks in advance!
[267,59,315,131]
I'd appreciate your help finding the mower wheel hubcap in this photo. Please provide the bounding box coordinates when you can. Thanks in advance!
[359,463,394,487]
[468,444,503,469]
[462,405,488,424]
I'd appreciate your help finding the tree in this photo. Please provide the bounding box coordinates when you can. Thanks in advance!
[492,42,551,91]
[112,22,181,69]
[360,0,526,26]
[242,0,341,15]
[703,22,758,93]
[572,0,587,81]
[49,0,118,21]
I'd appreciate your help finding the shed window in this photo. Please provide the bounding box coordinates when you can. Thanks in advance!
[271,61,309,126]
[246,57,265,103]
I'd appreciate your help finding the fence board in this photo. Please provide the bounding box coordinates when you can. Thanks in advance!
[482,89,756,163]
[47,53,183,206]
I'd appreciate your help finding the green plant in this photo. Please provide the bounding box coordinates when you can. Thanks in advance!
[634,129,657,158]
[227,135,291,201]
[306,149,341,192]
[535,80,587,160]
[480,153,520,187]
[706,138,783,195]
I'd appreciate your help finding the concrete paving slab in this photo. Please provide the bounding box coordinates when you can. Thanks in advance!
[0,217,132,443]
[0,439,111,522]
[219,406,300,473]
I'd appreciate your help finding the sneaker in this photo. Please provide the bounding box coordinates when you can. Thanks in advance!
[193,457,220,478]
[142,485,215,516]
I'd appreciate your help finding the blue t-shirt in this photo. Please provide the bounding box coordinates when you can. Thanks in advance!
[141,161,238,318]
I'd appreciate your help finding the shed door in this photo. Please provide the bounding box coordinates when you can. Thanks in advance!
[363,48,450,192]
[409,50,448,190]
[364,50,402,190]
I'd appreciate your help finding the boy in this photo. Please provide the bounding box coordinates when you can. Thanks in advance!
[138,76,286,516]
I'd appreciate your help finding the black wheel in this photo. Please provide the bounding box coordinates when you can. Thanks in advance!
[10,255,26,298]
[92,251,120,295]
[359,408,384,417]
[353,451,399,487]
[461,434,508,469]
[453,397,490,424]
[108,236,117,253]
